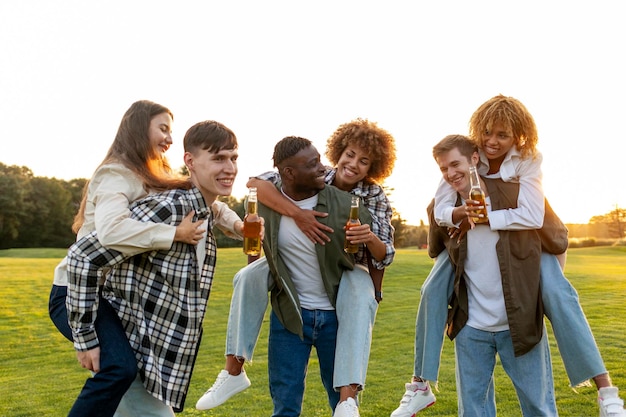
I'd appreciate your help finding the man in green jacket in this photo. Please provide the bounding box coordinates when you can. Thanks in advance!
[260,136,372,417]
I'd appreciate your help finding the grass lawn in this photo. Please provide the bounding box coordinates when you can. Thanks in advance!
[1,246,625,416]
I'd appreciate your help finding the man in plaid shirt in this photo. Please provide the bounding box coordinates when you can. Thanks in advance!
[66,120,246,413]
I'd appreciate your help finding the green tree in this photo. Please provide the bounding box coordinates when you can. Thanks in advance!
[214,195,245,248]
[391,209,408,247]
[15,177,76,248]
[589,205,626,239]
[0,164,34,249]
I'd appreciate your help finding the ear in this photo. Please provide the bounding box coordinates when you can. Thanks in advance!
[282,166,294,181]
[470,151,480,166]
[183,152,194,171]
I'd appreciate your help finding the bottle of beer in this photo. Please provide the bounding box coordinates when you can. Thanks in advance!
[243,187,262,255]
[344,196,361,253]
[468,165,488,224]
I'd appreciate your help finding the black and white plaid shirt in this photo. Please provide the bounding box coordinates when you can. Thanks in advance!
[66,186,216,410]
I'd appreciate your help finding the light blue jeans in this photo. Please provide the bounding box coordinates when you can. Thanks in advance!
[114,376,174,417]
[225,258,377,390]
[413,252,607,386]
[455,325,557,417]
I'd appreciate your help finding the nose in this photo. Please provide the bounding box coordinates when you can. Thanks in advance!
[225,159,237,173]
[483,132,496,145]
[164,133,173,144]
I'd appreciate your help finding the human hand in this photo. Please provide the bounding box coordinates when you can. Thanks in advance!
[464,199,488,225]
[77,347,101,373]
[258,217,266,241]
[344,223,375,246]
[175,211,206,245]
[447,217,472,243]
[294,209,332,245]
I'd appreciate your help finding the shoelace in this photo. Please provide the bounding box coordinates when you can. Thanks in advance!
[206,373,229,393]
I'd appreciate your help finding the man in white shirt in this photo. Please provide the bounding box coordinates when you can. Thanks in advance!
[431,134,557,417]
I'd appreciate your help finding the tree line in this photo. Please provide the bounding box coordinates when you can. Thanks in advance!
[2,162,622,250]
[0,162,426,250]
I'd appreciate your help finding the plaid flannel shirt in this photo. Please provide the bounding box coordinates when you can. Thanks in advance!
[256,167,395,269]
[66,187,216,410]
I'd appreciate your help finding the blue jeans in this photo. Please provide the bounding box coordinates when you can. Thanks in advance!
[539,252,606,385]
[334,265,378,390]
[48,285,137,417]
[413,252,607,386]
[225,257,273,361]
[455,325,557,417]
[114,376,174,417]
[225,259,377,390]
[268,309,340,417]
[413,253,455,382]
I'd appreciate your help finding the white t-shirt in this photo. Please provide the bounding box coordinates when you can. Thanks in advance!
[278,192,333,310]
[464,198,509,332]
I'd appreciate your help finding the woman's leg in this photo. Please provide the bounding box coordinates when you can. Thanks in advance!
[413,252,455,382]
[333,266,377,396]
[390,254,453,417]
[196,257,273,410]
[49,285,137,417]
[540,253,607,386]
[225,257,274,361]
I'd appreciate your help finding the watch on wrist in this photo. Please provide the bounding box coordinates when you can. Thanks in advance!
[375,291,383,301]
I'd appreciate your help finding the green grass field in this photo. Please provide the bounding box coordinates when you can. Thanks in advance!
[1,247,625,416]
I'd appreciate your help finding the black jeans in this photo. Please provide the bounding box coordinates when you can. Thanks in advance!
[49,285,137,417]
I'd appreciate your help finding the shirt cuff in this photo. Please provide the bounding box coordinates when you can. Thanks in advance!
[72,328,100,352]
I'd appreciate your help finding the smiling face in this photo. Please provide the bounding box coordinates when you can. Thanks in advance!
[283,145,327,199]
[436,147,479,199]
[148,112,174,155]
[333,144,371,192]
[480,121,516,171]
[184,147,238,204]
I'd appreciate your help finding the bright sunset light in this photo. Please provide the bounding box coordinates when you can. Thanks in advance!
[1,1,624,225]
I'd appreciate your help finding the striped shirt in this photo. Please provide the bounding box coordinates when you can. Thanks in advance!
[66,186,217,409]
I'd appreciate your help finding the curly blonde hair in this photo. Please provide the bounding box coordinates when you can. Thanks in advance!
[469,95,539,159]
[325,118,396,184]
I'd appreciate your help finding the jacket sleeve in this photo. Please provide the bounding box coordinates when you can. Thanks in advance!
[66,232,127,351]
[87,165,176,254]
[537,198,569,254]
[427,199,449,259]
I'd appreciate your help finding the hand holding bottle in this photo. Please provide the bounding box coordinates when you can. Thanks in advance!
[243,187,263,256]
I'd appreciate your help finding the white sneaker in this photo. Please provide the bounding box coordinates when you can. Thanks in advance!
[195,369,251,410]
[390,381,436,417]
[334,397,360,417]
[599,387,626,417]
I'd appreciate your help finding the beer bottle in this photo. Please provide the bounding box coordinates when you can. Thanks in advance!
[344,196,361,253]
[468,165,488,224]
[243,187,262,255]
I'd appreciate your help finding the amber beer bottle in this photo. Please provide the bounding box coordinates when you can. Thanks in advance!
[468,165,488,224]
[344,196,361,253]
[243,187,262,255]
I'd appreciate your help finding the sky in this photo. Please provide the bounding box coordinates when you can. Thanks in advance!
[2,1,625,226]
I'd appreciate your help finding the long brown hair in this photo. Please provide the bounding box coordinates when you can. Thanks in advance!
[72,100,190,233]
